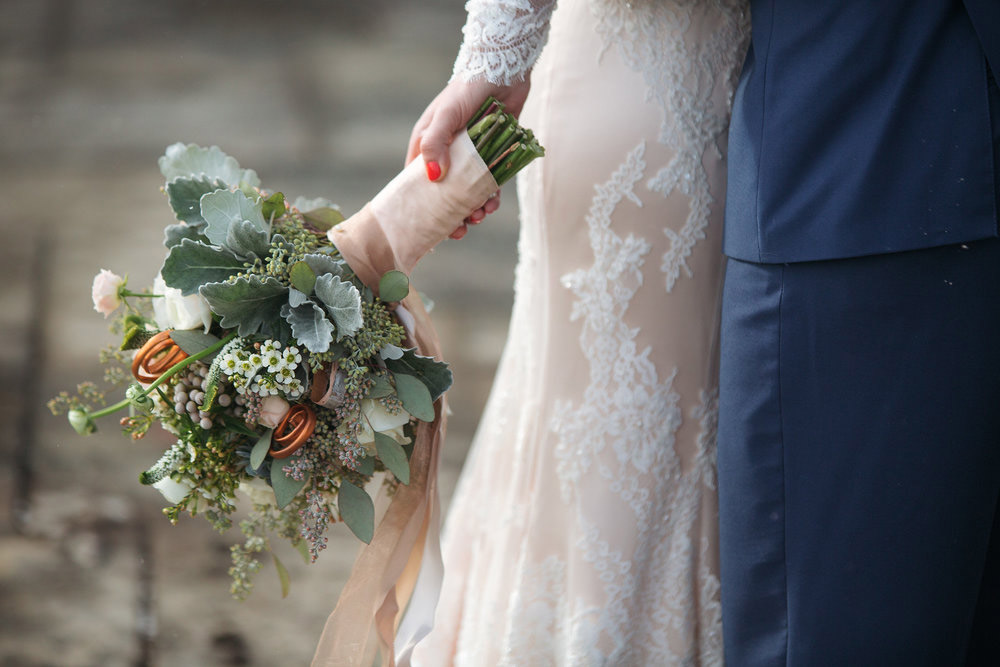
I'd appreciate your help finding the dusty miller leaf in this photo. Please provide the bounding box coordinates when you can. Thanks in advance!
[313,274,362,341]
[168,330,220,356]
[280,301,334,354]
[302,253,347,280]
[200,189,266,247]
[226,219,269,260]
[158,143,260,188]
[161,239,244,295]
[163,223,207,249]
[166,176,225,225]
[385,350,453,401]
[199,275,289,337]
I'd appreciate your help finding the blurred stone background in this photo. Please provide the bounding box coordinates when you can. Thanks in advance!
[0,1,518,664]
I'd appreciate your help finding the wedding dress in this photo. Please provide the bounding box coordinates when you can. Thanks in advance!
[411,1,749,663]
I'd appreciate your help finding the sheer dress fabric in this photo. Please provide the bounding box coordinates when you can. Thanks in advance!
[409,0,750,664]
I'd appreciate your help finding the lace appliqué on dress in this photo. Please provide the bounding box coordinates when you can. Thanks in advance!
[452,0,558,85]
[591,0,750,292]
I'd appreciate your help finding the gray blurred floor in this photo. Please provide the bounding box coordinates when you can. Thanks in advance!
[0,2,518,664]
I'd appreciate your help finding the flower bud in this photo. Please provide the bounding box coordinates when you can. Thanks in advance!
[68,409,97,435]
[126,384,154,411]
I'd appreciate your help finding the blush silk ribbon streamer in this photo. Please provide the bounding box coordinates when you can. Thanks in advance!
[311,132,498,667]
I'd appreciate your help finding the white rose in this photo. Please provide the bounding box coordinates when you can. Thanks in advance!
[257,396,290,429]
[237,477,276,507]
[153,274,213,332]
[351,399,411,453]
[152,475,194,504]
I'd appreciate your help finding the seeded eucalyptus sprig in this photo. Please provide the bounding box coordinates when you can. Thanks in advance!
[467,97,545,186]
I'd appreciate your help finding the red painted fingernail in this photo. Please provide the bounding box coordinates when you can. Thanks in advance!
[426,161,442,181]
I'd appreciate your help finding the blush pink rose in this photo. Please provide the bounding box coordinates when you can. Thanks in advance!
[92,269,125,318]
[258,396,291,429]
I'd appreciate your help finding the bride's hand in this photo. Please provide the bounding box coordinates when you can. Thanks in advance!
[407,76,531,239]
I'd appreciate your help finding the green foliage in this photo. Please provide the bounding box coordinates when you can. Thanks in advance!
[226,219,270,260]
[273,552,291,598]
[200,189,266,247]
[199,275,289,337]
[385,349,453,401]
[392,373,434,422]
[289,261,317,295]
[261,192,286,222]
[250,429,272,471]
[159,142,260,189]
[161,239,244,295]
[378,270,410,302]
[374,432,410,485]
[166,176,225,224]
[338,480,374,544]
[169,330,221,355]
[303,253,347,280]
[280,301,334,354]
[164,223,207,249]
[270,457,308,509]
[314,274,363,341]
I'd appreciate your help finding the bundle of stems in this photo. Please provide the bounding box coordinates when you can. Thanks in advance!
[467,97,545,186]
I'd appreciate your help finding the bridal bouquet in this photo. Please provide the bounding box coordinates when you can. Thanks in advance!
[49,98,543,601]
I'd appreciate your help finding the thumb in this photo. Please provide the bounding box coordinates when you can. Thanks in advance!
[420,105,465,182]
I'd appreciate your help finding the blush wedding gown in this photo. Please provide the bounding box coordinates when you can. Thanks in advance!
[410,1,749,664]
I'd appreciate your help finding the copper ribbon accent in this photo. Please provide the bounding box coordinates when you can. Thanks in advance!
[131,330,188,383]
[269,403,317,459]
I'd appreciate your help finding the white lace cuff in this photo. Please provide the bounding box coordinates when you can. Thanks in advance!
[451,0,557,85]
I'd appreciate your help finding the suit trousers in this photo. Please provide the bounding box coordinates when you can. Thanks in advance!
[718,238,1000,666]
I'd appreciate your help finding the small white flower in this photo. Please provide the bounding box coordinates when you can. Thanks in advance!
[263,350,284,372]
[277,367,295,382]
[284,378,303,398]
[220,353,239,375]
[282,347,302,367]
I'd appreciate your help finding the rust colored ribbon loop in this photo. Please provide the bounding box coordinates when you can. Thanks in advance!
[269,403,317,459]
[131,330,189,384]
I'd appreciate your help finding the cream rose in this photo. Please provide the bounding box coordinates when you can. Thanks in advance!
[91,269,125,318]
[152,475,194,504]
[237,477,276,507]
[153,274,213,332]
[257,396,290,429]
[353,399,411,453]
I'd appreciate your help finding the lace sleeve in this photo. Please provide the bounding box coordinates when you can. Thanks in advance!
[451,0,557,85]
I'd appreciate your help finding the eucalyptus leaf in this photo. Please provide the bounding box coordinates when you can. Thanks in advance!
[368,374,395,399]
[164,223,207,249]
[200,275,289,337]
[250,429,273,471]
[378,270,410,303]
[166,176,225,225]
[303,253,347,280]
[271,457,308,509]
[289,261,317,295]
[200,189,266,246]
[168,330,221,356]
[303,207,345,231]
[356,455,375,477]
[386,350,453,401]
[374,432,410,485]
[392,373,435,422]
[314,274,363,340]
[338,480,374,544]
[261,192,286,222]
[226,219,270,259]
[161,239,244,295]
[280,301,334,354]
[158,142,260,189]
[273,552,291,598]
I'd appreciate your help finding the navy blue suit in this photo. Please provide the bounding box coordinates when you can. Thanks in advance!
[718,1,1000,664]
